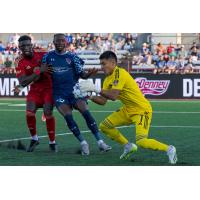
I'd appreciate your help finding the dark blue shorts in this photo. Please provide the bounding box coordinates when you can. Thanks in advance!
[54,95,87,109]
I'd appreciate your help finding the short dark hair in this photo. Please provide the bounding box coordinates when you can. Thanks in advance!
[53,33,66,39]
[18,35,31,42]
[99,51,117,63]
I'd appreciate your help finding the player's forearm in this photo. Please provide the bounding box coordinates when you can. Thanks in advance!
[80,72,89,79]
[19,74,40,87]
[99,89,120,101]
[90,96,107,105]
[80,68,98,79]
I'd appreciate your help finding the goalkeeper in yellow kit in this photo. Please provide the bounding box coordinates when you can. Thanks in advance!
[79,51,177,164]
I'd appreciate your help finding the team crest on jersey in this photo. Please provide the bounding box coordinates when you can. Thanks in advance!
[26,66,31,70]
[66,58,71,64]
[113,80,119,86]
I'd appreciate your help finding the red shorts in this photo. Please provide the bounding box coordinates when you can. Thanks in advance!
[26,88,53,107]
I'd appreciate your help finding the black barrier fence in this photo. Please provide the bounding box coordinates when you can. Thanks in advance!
[0,74,200,99]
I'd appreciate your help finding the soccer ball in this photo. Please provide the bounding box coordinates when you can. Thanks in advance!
[82,91,93,99]
[73,83,93,99]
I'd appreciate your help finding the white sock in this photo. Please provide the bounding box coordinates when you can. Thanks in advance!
[32,135,38,141]
[49,140,56,144]
[97,140,104,145]
[81,140,87,145]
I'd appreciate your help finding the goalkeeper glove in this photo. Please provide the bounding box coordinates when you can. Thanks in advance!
[73,82,93,99]
[79,80,101,94]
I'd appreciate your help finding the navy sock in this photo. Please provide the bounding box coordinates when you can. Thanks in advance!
[64,114,84,142]
[82,110,102,141]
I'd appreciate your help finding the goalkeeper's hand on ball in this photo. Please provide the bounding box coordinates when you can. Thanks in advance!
[73,82,93,99]
[79,80,101,94]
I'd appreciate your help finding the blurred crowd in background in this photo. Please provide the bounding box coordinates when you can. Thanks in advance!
[0,33,200,74]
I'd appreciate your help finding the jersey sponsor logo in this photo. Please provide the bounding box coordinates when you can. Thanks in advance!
[53,67,71,73]
[135,77,170,96]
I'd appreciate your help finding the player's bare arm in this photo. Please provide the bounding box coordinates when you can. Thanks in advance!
[18,72,40,87]
[90,95,107,105]
[80,68,98,79]
[17,62,50,87]
[13,63,48,94]
[40,63,49,73]
[46,64,54,73]
[12,85,24,95]
[100,89,120,101]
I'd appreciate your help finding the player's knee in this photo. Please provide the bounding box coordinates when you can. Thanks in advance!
[26,110,36,117]
[43,106,53,118]
[43,111,53,119]
[82,110,94,122]
[99,120,112,133]
[45,114,54,119]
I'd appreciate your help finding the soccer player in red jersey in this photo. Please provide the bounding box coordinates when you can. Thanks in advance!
[15,35,57,152]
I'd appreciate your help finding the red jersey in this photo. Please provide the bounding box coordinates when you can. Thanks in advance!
[15,51,52,92]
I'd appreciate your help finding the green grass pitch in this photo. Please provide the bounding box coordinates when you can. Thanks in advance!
[0,98,199,166]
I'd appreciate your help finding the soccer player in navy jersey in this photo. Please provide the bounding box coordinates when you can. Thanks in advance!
[43,34,111,155]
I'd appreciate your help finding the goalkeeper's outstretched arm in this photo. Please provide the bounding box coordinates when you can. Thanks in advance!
[90,96,107,105]
[99,89,120,101]
[79,80,121,101]
[90,89,120,105]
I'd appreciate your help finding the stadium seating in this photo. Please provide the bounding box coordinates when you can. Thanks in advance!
[78,50,128,69]
[132,64,155,73]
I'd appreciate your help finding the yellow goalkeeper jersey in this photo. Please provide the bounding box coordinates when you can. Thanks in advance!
[103,66,152,114]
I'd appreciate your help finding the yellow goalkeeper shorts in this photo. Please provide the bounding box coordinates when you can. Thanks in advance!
[104,106,152,140]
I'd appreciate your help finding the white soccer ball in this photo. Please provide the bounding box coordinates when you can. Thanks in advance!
[82,91,93,98]
[73,83,93,99]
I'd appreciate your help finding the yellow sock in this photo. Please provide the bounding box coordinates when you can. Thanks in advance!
[136,138,168,151]
[99,122,128,145]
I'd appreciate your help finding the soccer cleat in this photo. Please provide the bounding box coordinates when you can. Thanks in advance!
[98,142,112,152]
[81,142,90,156]
[27,139,39,152]
[167,145,177,164]
[120,143,137,160]
[49,143,58,152]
